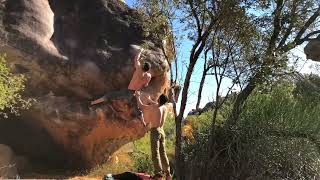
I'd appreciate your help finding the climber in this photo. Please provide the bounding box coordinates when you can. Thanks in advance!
[127,47,152,91]
[90,47,152,106]
[135,92,172,180]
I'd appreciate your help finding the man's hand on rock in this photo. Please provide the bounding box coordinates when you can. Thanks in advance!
[134,91,141,97]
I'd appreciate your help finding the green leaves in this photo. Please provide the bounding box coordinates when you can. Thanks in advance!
[0,53,32,117]
[293,74,320,105]
[184,79,320,178]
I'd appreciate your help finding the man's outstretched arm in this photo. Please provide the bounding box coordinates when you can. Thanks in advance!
[140,92,158,105]
[136,91,158,106]
[136,94,149,109]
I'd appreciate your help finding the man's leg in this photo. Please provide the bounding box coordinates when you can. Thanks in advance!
[91,90,132,105]
[140,112,147,126]
[150,128,163,175]
[159,128,170,176]
[132,91,147,126]
[91,96,106,105]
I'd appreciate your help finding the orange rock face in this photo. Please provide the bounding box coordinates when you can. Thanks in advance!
[0,0,170,168]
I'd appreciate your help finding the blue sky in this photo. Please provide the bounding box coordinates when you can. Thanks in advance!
[125,0,220,115]
[124,0,320,116]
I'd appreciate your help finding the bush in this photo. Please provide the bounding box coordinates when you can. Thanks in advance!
[131,132,155,173]
[239,82,320,179]
[183,80,320,179]
[183,111,211,161]
[0,53,31,117]
[293,74,320,105]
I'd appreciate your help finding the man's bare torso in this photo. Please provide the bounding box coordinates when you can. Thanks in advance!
[141,104,168,128]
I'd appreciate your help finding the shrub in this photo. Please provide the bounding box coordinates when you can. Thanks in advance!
[131,132,154,173]
[184,80,320,179]
[0,53,31,117]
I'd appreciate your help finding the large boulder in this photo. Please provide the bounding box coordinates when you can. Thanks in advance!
[0,0,170,169]
[304,39,320,62]
[0,144,18,179]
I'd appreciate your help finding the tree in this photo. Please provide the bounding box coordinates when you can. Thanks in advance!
[134,1,257,178]
[134,0,186,178]
[227,0,320,126]
[134,0,179,84]
[134,0,320,178]
[195,44,213,110]
[195,0,257,111]
[174,1,219,178]
[187,3,260,165]
[135,1,218,178]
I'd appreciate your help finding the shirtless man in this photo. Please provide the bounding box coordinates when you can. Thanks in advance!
[91,47,152,105]
[128,48,152,91]
[135,92,171,180]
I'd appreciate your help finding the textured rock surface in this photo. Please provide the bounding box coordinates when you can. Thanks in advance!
[304,39,320,62]
[0,144,18,178]
[0,0,169,169]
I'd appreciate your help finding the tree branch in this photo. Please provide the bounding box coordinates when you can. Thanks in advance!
[294,6,320,44]
[268,0,284,53]
[300,30,320,41]
[278,0,298,48]
[188,0,202,38]
[280,6,320,52]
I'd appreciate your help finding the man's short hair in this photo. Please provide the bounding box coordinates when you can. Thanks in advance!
[142,62,151,72]
[159,94,169,106]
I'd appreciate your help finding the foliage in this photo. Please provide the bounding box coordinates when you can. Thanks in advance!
[135,0,177,39]
[293,73,320,105]
[134,0,179,64]
[131,132,155,174]
[195,0,259,109]
[183,111,212,161]
[0,53,31,117]
[227,0,320,125]
[183,79,320,179]
[238,81,320,179]
[133,1,320,179]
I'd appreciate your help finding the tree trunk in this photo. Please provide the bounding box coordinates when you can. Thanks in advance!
[227,75,258,126]
[195,69,208,110]
[175,60,196,180]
